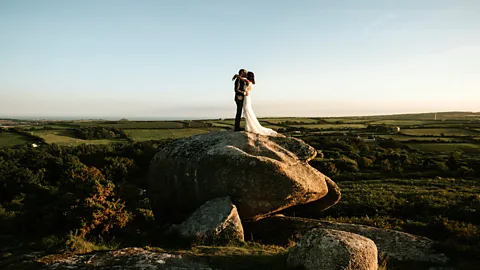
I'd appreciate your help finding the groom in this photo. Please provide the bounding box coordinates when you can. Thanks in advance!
[233,69,247,131]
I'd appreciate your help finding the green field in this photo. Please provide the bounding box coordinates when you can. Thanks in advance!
[0,132,32,147]
[74,121,185,129]
[291,124,367,129]
[401,128,479,136]
[322,118,370,123]
[379,135,463,142]
[184,121,212,128]
[125,128,220,141]
[371,120,438,126]
[352,112,480,121]
[31,130,122,146]
[407,143,480,154]
[311,130,352,134]
[260,118,320,124]
[208,122,235,128]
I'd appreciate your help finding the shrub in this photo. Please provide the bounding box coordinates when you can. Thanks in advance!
[64,160,131,237]
[379,159,391,172]
[358,157,374,169]
[335,156,359,173]
[310,160,339,177]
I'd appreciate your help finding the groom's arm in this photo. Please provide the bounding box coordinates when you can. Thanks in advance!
[234,79,245,95]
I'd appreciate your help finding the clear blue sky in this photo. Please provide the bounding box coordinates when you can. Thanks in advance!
[1,0,479,119]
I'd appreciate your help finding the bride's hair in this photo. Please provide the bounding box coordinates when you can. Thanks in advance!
[247,71,255,84]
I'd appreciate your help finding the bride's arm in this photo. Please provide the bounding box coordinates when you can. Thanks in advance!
[232,74,250,83]
[244,83,252,96]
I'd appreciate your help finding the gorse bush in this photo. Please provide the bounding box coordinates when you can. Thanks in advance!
[65,159,130,237]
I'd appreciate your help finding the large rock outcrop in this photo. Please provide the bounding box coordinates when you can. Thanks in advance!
[169,196,244,244]
[147,131,340,224]
[288,228,378,270]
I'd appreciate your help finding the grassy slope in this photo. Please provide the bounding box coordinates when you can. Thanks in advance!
[0,132,33,147]
[31,130,123,146]
[407,143,480,154]
[401,128,479,136]
[125,128,217,141]
[379,135,464,142]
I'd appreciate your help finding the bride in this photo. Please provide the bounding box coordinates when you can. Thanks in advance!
[233,71,278,136]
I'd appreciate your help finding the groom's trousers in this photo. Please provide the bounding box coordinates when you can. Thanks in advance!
[234,99,243,131]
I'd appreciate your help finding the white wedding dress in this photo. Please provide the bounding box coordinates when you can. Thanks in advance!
[243,82,278,136]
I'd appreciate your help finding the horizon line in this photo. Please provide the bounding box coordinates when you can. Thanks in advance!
[1,110,479,121]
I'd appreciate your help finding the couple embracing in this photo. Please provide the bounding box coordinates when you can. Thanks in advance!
[232,69,277,136]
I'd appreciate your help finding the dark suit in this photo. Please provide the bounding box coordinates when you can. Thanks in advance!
[234,78,245,131]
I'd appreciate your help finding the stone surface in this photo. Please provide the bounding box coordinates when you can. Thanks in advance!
[287,228,378,270]
[280,176,341,217]
[314,220,449,264]
[147,131,340,224]
[171,196,244,244]
[244,216,449,264]
[38,247,214,270]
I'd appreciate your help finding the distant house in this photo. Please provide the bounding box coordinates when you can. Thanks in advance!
[31,143,38,148]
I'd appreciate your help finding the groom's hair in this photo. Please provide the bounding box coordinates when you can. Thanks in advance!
[238,69,247,76]
[247,71,255,84]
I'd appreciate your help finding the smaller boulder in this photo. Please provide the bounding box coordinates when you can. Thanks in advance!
[171,197,244,245]
[287,228,378,270]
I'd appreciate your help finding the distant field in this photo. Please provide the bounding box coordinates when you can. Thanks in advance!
[351,112,480,121]
[184,121,212,128]
[311,130,354,134]
[125,128,220,141]
[291,124,367,129]
[31,130,122,146]
[379,135,463,142]
[407,143,480,154]
[74,121,185,129]
[21,125,74,130]
[260,118,320,124]
[421,123,474,128]
[322,117,373,124]
[371,120,438,126]
[0,132,32,147]
[208,122,234,128]
[401,128,479,136]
